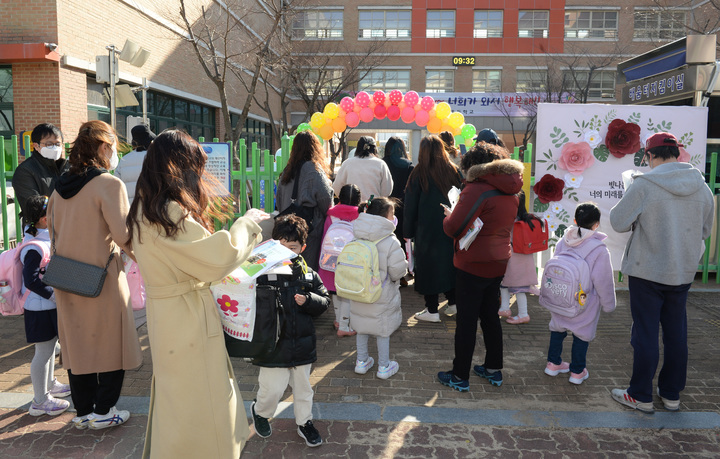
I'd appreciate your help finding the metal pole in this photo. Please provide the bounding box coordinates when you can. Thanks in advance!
[142,77,148,125]
[107,45,117,130]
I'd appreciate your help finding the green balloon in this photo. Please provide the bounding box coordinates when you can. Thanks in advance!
[461,124,477,139]
[454,135,465,146]
[297,123,311,133]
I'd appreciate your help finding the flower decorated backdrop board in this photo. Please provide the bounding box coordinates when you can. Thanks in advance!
[534,103,708,269]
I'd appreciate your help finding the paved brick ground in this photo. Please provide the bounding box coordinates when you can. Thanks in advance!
[1,278,719,457]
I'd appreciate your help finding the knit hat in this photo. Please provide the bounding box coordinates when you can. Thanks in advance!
[474,128,500,145]
[646,132,683,151]
[131,125,156,150]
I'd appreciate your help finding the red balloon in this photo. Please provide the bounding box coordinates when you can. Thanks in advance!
[401,106,416,123]
[388,90,403,105]
[415,110,429,127]
[387,105,401,121]
[374,104,387,120]
[359,107,374,123]
[345,111,360,128]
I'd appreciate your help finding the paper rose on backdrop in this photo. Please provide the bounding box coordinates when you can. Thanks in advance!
[533,174,565,204]
[605,119,642,158]
[583,130,602,148]
[678,146,691,163]
[558,141,595,174]
[564,173,583,188]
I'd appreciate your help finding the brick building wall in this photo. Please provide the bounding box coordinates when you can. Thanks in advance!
[12,63,62,136]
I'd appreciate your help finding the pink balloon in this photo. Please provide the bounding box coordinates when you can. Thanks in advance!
[372,91,386,105]
[415,110,429,127]
[404,91,420,107]
[374,104,387,120]
[398,101,407,111]
[355,91,370,108]
[387,105,401,121]
[353,105,362,113]
[369,100,377,110]
[359,107,374,123]
[388,90,403,105]
[340,96,355,113]
[401,106,416,123]
[345,111,360,128]
[420,96,435,111]
[414,104,422,112]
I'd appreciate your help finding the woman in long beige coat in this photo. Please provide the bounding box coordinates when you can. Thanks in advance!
[49,120,143,430]
[126,130,268,459]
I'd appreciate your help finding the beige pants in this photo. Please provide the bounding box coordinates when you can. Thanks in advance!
[255,364,314,425]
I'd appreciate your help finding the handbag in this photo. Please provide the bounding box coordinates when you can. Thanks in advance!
[276,163,315,233]
[42,206,114,298]
[512,219,549,254]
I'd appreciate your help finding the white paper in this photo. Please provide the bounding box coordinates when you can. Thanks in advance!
[448,186,461,211]
[621,169,642,191]
[405,240,414,274]
[237,239,297,280]
[459,218,484,250]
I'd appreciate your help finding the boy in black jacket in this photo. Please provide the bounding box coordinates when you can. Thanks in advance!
[251,215,330,447]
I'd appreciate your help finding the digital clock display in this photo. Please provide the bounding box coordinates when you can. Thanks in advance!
[452,56,475,66]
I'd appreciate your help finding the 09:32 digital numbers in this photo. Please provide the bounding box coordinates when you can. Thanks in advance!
[452,56,475,66]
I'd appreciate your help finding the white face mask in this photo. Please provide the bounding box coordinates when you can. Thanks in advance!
[39,145,62,161]
[108,145,119,170]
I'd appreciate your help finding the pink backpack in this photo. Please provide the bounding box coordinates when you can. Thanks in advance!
[121,252,146,310]
[0,241,51,316]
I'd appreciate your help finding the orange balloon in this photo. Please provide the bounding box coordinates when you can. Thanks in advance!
[331,117,347,133]
[398,101,407,110]
[338,108,347,119]
[441,120,452,133]
[319,124,334,140]
[451,125,462,136]
[427,117,442,134]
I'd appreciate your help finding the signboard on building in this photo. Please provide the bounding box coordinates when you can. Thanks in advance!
[200,142,232,196]
[419,92,575,117]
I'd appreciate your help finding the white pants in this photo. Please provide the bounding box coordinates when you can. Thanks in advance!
[332,294,352,331]
[255,364,314,425]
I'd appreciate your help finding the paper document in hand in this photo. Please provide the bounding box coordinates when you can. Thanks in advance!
[459,218,484,250]
[405,240,414,274]
[447,186,461,211]
[238,239,297,280]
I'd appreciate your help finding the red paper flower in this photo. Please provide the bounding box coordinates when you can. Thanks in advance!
[605,119,642,158]
[558,141,595,174]
[533,174,565,204]
[217,295,238,314]
[678,146,691,163]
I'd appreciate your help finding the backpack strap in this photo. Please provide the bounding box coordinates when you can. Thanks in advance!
[452,189,508,239]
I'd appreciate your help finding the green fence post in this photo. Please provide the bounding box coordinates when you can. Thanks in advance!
[251,142,260,209]
[279,132,291,174]
[263,148,274,213]
[512,146,520,161]
[238,139,247,214]
[11,136,21,243]
[198,136,205,143]
[1,136,8,252]
[524,143,533,164]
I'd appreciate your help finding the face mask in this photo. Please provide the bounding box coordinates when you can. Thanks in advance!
[39,145,62,161]
[392,215,398,227]
[108,145,119,170]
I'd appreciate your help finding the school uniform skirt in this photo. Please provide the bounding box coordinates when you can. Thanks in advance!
[24,309,59,343]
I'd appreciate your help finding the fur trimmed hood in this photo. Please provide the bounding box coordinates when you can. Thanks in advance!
[466,158,525,183]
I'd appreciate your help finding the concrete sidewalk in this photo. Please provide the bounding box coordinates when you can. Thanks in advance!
[1,279,719,457]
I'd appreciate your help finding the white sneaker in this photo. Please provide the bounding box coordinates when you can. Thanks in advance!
[88,406,130,430]
[28,395,70,416]
[415,309,441,322]
[72,414,90,430]
[354,357,375,375]
[376,361,399,380]
[48,378,71,398]
[657,387,680,411]
[443,305,457,316]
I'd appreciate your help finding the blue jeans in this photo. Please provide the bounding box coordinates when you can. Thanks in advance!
[627,276,690,403]
[547,331,589,374]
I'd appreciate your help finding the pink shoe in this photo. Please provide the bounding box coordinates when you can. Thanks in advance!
[569,368,589,385]
[506,315,530,325]
[544,361,570,376]
[337,329,357,337]
[333,321,339,330]
[498,309,512,318]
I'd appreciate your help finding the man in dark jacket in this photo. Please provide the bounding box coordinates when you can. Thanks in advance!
[251,215,330,448]
[438,144,524,391]
[12,124,69,225]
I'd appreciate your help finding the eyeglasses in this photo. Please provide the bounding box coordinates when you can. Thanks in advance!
[39,142,63,148]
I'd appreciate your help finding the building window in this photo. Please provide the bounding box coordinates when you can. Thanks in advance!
[359,10,411,39]
[519,11,549,38]
[359,69,411,92]
[633,10,686,40]
[516,70,547,92]
[301,69,343,96]
[0,66,13,137]
[425,70,454,93]
[474,11,503,38]
[565,10,618,39]
[564,70,617,99]
[231,114,272,155]
[87,78,215,142]
[472,70,502,93]
[292,10,343,39]
[427,11,455,38]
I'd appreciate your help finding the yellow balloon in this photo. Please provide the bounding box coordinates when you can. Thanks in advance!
[324,103,340,119]
[436,102,451,120]
[310,112,325,129]
[451,124,462,136]
[448,112,465,129]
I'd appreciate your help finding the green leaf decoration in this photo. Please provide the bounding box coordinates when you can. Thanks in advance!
[593,144,610,162]
[634,148,645,167]
[555,224,568,238]
[658,121,672,132]
[691,154,703,166]
[533,199,550,213]
[680,132,694,146]
[550,127,569,148]
[647,118,655,132]
[628,112,641,124]
[589,115,600,131]
[564,190,579,203]
[604,110,617,125]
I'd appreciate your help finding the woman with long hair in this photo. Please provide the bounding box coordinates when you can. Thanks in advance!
[48,120,142,430]
[439,131,461,168]
[403,135,463,322]
[277,131,333,270]
[126,130,269,458]
[382,137,414,252]
[333,136,394,201]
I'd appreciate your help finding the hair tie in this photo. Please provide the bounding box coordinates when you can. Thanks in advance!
[363,143,372,151]
[368,194,374,204]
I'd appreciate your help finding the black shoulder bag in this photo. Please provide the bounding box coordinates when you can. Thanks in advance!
[276,163,315,233]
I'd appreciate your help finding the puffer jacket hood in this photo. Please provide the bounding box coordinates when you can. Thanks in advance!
[352,212,396,241]
[326,203,359,221]
[465,159,524,195]
[563,225,607,248]
[635,162,706,197]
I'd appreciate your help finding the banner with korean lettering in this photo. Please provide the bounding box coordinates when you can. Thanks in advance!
[419,92,575,117]
[534,103,708,269]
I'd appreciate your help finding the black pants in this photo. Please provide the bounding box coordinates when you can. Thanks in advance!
[452,270,503,380]
[424,289,456,313]
[67,369,125,416]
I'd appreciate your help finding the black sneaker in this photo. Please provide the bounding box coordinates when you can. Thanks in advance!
[251,401,271,438]
[297,420,322,447]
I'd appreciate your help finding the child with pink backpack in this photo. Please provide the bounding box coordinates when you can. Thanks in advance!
[318,184,361,337]
[539,202,616,385]
[19,196,72,415]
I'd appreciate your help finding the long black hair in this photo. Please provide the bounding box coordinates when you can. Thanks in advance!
[22,195,48,237]
[516,191,542,230]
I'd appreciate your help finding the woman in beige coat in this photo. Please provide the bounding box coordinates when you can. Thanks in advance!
[126,130,269,459]
[49,120,143,430]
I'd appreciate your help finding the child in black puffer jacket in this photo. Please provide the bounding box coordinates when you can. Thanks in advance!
[250,215,330,448]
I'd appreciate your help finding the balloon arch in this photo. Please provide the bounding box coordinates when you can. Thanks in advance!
[296,90,477,148]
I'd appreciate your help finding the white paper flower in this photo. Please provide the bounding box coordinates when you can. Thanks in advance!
[584,130,601,148]
[547,220,559,233]
[550,202,564,214]
[543,211,555,222]
[564,173,583,188]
